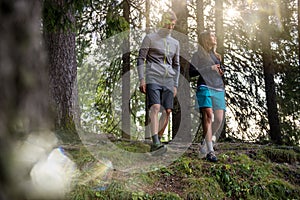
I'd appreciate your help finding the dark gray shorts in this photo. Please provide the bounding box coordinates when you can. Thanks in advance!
[146,83,174,110]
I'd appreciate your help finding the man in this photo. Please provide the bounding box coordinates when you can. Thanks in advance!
[137,10,180,155]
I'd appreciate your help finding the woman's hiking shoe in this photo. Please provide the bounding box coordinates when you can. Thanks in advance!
[198,143,207,159]
[150,143,167,156]
[206,151,218,162]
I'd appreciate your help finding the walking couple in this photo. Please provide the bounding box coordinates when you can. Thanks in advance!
[136,10,226,162]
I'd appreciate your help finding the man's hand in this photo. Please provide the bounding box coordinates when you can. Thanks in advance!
[139,79,146,94]
[173,87,177,97]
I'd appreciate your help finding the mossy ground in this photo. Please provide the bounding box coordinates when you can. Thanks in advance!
[66,141,300,200]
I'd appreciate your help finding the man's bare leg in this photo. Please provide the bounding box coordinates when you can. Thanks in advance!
[158,108,171,141]
[149,104,160,144]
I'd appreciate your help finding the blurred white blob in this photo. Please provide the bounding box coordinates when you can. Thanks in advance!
[13,131,58,170]
[29,147,77,199]
[11,131,78,199]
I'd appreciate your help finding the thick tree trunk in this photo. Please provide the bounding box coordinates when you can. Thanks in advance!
[260,5,282,144]
[0,1,48,199]
[43,0,80,142]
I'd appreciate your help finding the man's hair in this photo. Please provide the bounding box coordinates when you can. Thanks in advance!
[160,10,177,26]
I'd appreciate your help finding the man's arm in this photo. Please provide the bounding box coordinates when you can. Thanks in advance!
[172,42,180,88]
[137,35,150,93]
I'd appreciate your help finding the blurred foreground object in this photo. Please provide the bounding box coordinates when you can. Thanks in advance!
[12,131,78,199]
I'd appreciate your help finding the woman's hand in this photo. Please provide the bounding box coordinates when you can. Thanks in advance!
[212,64,224,76]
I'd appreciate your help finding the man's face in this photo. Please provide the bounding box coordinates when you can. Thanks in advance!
[163,19,176,31]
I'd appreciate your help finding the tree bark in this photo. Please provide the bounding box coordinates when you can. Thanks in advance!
[122,0,131,139]
[145,0,151,140]
[298,0,300,67]
[196,0,204,41]
[172,0,191,142]
[194,0,205,143]
[260,4,282,144]
[43,0,80,142]
[215,0,226,139]
[0,1,48,199]
[215,0,224,56]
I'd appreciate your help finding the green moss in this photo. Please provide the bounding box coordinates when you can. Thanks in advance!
[152,192,182,200]
[114,140,150,153]
[184,177,226,199]
[272,164,300,185]
[172,157,197,176]
[266,179,300,199]
[67,142,300,200]
[67,145,95,169]
[56,114,81,144]
[261,147,298,164]
[68,184,95,200]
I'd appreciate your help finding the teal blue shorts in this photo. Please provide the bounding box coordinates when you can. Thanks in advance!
[196,86,226,110]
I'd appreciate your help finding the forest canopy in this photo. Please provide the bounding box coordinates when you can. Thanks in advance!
[76,0,299,146]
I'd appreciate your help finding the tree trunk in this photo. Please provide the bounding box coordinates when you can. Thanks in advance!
[260,4,282,144]
[215,0,224,56]
[193,0,205,143]
[196,0,204,41]
[122,0,131,139]
[172,0,191,143]
[215,0,226,140]
[298,0,300,67]
[0,1,48,199]
[144,0,151,140]
[43,0,80,142]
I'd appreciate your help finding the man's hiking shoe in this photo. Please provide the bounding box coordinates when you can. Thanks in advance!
[206,151,218,162]
[150,143,167,156]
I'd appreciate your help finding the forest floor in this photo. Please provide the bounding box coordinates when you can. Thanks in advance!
[66,137,300,200]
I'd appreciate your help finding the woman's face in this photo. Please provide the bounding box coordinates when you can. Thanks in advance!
[208,33,217,46]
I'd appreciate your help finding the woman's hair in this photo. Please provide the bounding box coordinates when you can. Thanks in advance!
[199,31,212,52]
[199,31,222,61]
[160,10,177,26]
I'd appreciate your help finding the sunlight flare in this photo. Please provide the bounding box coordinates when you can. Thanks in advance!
[225,8,241,19]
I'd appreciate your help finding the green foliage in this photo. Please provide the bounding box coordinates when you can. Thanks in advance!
[173,157,194,175]
[43,0,80,32]
[113,140,150,153]
[67,145,95,169]
[106,15,130,38]
[260,147,299,163]
[68,184,95,200]
[94,57,123,136]
[66,143,300,199]
[151,192,181,200]
[184,177,226,199]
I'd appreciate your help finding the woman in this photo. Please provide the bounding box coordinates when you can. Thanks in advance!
[189,31,226,162]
